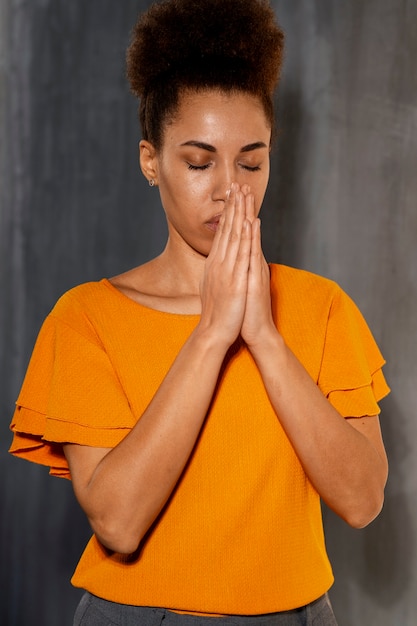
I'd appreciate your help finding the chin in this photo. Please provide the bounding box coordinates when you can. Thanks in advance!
[179,230,215,258]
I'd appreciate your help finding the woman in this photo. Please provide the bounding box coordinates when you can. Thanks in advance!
[10,1,389,624]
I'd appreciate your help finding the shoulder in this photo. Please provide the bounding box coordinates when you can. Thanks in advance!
[52,280,109,311]
[269,263,341,305]
[46,279,118,339]
[51,278,114,317]
[268,264,368,335]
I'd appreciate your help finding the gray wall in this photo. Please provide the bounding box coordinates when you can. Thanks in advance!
[1,1,416,624]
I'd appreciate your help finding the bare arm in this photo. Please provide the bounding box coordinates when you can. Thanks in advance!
[64,185,252,554]
[241,217,388,527]
[65,329,228,554]
[249,333,387,527]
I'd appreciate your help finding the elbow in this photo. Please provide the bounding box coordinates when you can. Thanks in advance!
[342,490,385,529]
[338,461,388,529]
[83,496,160,554]
[98,535,141,556]
[89,517,144,555]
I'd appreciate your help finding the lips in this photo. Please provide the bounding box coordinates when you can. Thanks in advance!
[204,213,222,232]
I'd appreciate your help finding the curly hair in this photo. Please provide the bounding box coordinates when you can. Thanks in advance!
[127,0,284,149]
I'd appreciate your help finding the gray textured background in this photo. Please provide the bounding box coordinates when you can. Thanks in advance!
[1,1,416,625]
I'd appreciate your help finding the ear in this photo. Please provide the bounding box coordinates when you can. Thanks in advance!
[139,140,159,185]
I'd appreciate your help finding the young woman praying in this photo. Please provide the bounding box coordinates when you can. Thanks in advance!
[10,1,389,624]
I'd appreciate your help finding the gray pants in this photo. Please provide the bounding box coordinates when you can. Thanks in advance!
[73,592,338,626]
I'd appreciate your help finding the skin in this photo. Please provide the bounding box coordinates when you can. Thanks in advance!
[64,90,388,554]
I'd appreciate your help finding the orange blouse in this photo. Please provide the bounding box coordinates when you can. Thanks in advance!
[9,264,389,614]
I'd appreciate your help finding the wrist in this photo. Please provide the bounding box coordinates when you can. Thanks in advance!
[191,322,235,357]
[245,325,285,359]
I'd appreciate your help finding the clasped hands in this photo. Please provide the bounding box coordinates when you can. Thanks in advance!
[199,183,277,350]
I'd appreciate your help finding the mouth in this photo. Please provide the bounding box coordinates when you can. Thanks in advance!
[204,213,222,232]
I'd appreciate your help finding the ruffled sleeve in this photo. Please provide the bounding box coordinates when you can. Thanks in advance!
[9,304,135,479]
[318,285,390,417]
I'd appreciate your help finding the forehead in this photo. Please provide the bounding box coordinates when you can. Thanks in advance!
[163,89,271,148]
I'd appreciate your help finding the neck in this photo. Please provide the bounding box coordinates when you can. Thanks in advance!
[153,237,207,297]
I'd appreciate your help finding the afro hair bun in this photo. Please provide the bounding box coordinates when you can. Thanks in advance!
[127,0,284,98]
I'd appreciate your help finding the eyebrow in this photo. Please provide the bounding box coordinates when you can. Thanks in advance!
[180,140,268,153]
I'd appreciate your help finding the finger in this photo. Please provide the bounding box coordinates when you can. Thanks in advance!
[251,219,270,287]
[245,191,256,224]
[251,217,261,249]
[217,187,246,263]
[208,183,236,259]
[249,218,263,278]
[233,218,252,286]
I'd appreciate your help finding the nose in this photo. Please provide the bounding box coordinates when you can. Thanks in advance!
[211,161,235,202]
[212,181,232,203]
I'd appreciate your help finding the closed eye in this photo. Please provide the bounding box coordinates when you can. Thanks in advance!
[187,163,261,172]
[241,164,261,172]
[187,162,211,171]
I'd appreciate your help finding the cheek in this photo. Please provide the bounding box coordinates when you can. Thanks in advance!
[158,176,204,228]
[169,175,213,214]
[187,177,212,202]
[158,161,209,203]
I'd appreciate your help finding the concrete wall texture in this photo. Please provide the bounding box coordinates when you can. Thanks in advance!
[1,1,416,624]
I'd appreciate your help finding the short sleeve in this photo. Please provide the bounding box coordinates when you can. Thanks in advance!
[318,286,390,417]
[9,311,135,478]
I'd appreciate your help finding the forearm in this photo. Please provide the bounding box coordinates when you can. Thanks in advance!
[69,326,228,553]
[67,187,255,553]
[248,330,388,527]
